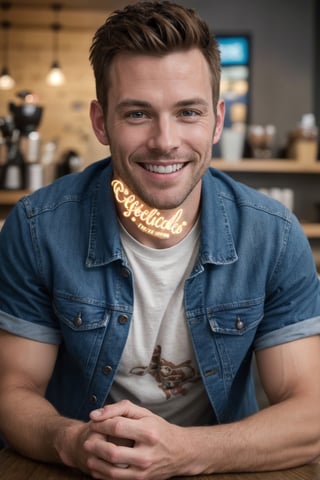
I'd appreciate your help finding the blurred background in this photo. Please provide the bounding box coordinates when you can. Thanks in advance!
[0,0,318,166]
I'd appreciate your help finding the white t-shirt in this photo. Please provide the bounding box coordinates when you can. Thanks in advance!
[108,220,215,426]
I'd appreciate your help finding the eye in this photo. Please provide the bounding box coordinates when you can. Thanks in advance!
[126,111,148,119]
[180,109,199,117]
[179,109,202,122]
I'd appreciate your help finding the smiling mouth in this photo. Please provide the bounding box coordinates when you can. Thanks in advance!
[142,163,184,174]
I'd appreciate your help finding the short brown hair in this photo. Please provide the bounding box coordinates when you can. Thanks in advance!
[89,1,221,112]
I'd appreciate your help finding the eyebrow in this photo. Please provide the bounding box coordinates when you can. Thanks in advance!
[175,98,209,108]
[115,97,209,111]
[116,99,152,111]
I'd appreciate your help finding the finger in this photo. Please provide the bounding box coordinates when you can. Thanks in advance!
[83,431,109,456]
[87,456,126,480]
[86,438,139,475]
[90,399,151,422]
[85,428,135,459]
[90,413,135,435]
[89,460,140,480]
[107,435,135,448]
[90,416,137,445]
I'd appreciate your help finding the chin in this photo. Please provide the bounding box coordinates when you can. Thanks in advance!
[145,199,183,211]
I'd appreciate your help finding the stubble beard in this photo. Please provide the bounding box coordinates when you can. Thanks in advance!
[124,150,205,211]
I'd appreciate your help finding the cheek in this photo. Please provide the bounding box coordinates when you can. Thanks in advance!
[109,131,147,171]
[185,123,214,152]
[112,124,148,152]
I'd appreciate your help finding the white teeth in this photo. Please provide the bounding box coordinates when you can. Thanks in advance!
[144,163,184,174]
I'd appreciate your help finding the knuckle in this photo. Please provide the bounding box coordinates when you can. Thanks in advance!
[145,428,159,446]
[136,454,153,470]
[86,455,95,469]
[113,418,124,437]
[107,444,124,465]
[119,399,132,408]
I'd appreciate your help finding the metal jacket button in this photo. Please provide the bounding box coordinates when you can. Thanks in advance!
[236,316,244,330]
[121,268,130,278]
[103,365,113,375]
[118,315,128,324]
[73,313,82,327]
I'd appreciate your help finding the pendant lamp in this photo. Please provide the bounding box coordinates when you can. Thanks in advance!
[46,3,65,86]
[0,19,15,90]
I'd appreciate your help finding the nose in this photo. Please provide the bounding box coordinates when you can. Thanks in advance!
[147,115,181,153]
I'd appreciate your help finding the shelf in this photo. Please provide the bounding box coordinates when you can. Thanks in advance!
[302,223,320,239]
[0,190,30,205]
[209,162,320,239]
[211,159,320,173]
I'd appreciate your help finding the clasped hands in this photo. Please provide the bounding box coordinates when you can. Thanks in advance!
[75,399,194,480]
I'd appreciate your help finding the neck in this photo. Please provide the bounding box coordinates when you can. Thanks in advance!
[112,179,200,248]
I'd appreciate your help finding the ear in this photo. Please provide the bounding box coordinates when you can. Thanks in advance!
[90,100,109,145]
[212,99,225,144]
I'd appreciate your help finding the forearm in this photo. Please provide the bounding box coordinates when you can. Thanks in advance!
[186,398,320,474]
[0,386,84,465]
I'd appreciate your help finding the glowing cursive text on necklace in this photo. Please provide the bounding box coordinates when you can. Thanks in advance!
[111,179,187,239]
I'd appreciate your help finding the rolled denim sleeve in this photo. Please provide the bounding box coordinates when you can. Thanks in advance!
[254,212,320,350]
[0,200,61,344]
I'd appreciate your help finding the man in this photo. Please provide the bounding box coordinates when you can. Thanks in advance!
[0,2,320,479]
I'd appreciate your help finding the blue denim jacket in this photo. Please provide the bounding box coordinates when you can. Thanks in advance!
[1,158,320,424]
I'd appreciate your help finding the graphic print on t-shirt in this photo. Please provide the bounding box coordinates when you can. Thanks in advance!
[130,345,201,399]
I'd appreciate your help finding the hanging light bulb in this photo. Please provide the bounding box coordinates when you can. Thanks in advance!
[46,59,65,86]
[46,4,65,86]
[0,19,15,90]
[0,66,15,89]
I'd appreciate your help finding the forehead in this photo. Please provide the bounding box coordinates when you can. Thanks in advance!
[107,49,213,101]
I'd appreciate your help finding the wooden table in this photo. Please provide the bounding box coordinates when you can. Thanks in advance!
[1,449,320,480]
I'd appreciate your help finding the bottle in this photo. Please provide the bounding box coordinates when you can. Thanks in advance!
[25,131,43,191]
[41,141,57,186]
[0,129,26,190]
[288,113,318,164]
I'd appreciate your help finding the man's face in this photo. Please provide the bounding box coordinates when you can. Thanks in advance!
[91,48,224,211]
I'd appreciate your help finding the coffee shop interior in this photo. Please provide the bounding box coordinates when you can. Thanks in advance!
[0,0,319,271]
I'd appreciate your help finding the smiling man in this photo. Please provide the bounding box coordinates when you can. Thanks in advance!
[0,2,320,479]
[90,47,223,245]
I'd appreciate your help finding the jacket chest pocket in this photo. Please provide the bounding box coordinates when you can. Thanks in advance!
[208,300,264,334]
[207,298,264,368]
[53,292,109,367]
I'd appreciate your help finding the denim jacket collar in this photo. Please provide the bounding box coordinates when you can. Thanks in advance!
[200,171,238,266]
[85,162,125,268]
[86,162,238,268]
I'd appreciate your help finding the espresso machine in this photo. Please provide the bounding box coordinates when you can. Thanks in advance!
[0,90,43,190]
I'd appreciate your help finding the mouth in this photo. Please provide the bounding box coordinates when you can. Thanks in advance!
[142,163,185,174]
